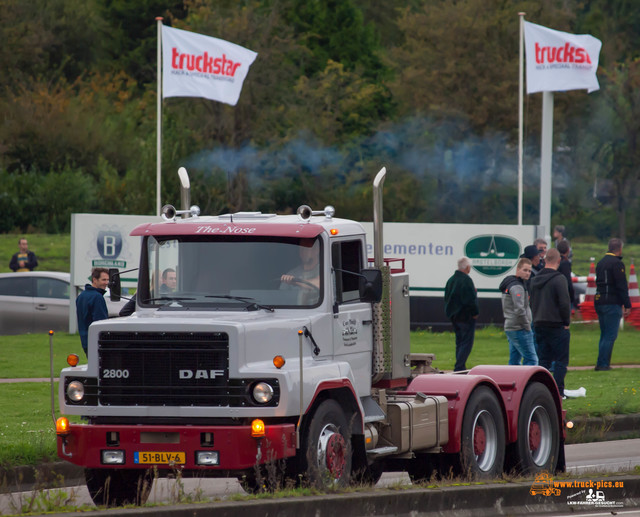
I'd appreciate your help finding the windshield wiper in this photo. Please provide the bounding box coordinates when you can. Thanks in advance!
[204,294,275,312]
[145,296,196,303]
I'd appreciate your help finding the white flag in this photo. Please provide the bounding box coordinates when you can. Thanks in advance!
[162,25,257,106]
[524,21,601,94]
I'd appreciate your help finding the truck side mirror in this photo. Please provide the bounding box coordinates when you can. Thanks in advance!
[359,268,382,303]
[108,268,121,302]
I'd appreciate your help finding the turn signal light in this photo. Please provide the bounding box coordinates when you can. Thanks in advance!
[330,228,339,236]
[273,355,286,369]
[251,419,266,438]
[67,354,79,367]
[566,421,574,429]
[56,417,70,435]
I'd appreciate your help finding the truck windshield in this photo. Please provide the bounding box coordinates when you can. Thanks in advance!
[138,235,322,309]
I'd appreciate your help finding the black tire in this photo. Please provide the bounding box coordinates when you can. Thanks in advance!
[351,461,384,486]
[458,386,506,479]
[514,382,560,474]
[85,468,152,507]
[300,399,352,488]
[407,454,437,484]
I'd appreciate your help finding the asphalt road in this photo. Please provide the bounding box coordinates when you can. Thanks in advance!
[2,438,639,515]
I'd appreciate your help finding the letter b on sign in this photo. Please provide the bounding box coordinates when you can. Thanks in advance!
[97,231,122,259]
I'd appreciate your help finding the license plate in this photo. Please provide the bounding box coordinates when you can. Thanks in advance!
[134,451,186,465]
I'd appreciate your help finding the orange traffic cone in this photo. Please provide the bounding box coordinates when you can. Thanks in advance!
[626,259,640,330]
[579,257,597,321]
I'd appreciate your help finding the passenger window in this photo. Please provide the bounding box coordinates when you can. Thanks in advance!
[332,240,363,304]
[0,277,33,297]
[36,278,70,299]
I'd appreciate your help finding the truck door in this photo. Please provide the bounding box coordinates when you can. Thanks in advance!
[331,239,372,397]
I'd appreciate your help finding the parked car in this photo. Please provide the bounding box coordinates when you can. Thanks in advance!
[0,272,128,335]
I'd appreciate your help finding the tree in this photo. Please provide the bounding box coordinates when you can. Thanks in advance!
[589,59,640,241]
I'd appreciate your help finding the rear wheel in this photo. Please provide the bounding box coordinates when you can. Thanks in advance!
[85,468,152,507]
[514,382,560,474]
[300,399,352,488]
[458,386,505,479]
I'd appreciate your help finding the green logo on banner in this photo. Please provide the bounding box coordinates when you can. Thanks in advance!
[465,235,521,276]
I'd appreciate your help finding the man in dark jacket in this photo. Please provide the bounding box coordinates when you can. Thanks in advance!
[76,268,110,356]
[594,238,631,371]
[444,257,479,372]
[530,249,571,397]
[557,240,575,308]
[9,238,38,272]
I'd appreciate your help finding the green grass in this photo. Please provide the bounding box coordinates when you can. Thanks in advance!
[566,238,640,278]
[0,234,71,273]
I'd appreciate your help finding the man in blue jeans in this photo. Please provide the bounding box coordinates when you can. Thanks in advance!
[594,238,631,371]
[500,257,537,365]
[444,257,479,372]
[530,249,571,397]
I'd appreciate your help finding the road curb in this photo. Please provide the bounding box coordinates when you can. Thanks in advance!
[26,475,640,517]
[567,413,640,443]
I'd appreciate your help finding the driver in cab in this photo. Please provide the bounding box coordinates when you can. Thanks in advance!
[280,239,320,304]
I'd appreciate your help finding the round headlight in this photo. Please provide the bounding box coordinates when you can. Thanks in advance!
[67,380,85,402]
[252,382,274,404]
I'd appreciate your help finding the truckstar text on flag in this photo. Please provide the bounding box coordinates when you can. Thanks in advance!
[524,21,602,94]
[162,25,257,106]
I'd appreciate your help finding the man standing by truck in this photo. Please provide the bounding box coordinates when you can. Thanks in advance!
[444,257,479,372]
[529,249,571,397]
[594,238,631,371]
[500,257,537,366]
[76,268,109,356]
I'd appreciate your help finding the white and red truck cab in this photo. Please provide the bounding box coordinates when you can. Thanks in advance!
[55,168,565,506]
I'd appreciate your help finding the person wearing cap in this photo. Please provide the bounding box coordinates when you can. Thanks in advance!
[520,245,541,291]
[594,238,631,371]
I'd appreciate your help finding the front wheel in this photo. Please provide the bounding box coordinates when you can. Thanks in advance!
[458,386,506,479]
[514,382,560,474]
[299,399,352,488]
[85,468,152,507]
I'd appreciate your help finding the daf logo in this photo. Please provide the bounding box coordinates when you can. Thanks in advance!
[179,369,225,379]
[465,235,521,277]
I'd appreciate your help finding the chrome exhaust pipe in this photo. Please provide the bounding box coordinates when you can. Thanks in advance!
[373,167,386,269]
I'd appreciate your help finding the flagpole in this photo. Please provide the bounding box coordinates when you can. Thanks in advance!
[518,13,525,226]
[540,91,553,240]
[156,16,163,216]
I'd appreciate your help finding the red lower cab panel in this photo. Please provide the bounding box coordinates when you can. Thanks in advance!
[57,423,297,471]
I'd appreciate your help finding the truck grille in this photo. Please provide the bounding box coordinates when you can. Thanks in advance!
[98,331,232,407]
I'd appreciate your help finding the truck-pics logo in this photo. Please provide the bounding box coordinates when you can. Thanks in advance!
[465,235,520,276]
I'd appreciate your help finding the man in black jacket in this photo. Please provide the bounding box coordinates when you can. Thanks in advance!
[530,249,571,397]
[594,238,631,371]
[444,257,479,372]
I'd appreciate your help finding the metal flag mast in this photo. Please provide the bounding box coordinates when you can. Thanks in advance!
[156,17,163,216]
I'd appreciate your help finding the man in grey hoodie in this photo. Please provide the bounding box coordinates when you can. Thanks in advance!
[500,258,537,365]
[530,249,571,397]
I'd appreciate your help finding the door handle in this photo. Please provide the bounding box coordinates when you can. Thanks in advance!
[35,305,48,311]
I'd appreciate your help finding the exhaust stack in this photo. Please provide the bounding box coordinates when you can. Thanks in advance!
[373,167,386,269]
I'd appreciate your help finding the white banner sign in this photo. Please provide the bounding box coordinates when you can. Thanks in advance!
[162,25,257,106]
[524,21,601,94]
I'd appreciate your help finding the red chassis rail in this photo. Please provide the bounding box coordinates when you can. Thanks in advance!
[58,423,297,471]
